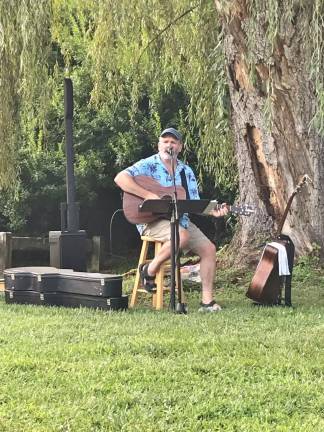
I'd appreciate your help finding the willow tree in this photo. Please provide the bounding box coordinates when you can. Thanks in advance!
[1,0,323,257]
[89,0,324,257]
[0,0,51,189]
[1,0,236,224]
[89,0,236,192]
[214,0,324,257]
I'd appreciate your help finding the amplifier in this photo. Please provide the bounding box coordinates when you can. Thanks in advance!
[49,230,87,271]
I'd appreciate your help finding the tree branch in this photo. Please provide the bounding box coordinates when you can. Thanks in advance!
[136,3,200,66]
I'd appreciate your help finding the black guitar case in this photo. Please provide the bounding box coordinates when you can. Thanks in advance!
[45,292,128,311]
[4,267,71,291]
[4,266,126,311]
[54,271,122,297]
[5,290,47,305]
[5,290,128,311]
[4,267,122,297]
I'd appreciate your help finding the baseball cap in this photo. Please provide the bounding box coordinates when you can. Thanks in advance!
[160,127,182,141]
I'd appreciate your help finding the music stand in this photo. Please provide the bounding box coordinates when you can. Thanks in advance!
[140,198,210,312]
[139,199,210,215]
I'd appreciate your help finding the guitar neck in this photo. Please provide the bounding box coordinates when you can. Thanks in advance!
[276,192,297,235]
[276,175,310,235]
[214,204,240,214]
[207,202,254,217]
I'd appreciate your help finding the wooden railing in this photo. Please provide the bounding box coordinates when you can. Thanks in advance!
[0,232,103,276]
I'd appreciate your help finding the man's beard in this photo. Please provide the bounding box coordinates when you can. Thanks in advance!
[159,150,173,161]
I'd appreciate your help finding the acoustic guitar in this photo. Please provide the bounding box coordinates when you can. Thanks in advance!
[123,175,255,224]
[246,174,312,305]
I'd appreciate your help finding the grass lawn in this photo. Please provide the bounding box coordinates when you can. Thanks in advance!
[0,256,323,431]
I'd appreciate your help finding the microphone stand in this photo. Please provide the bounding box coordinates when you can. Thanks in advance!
[169,150,187,314]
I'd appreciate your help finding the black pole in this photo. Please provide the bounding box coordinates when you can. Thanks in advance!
[49,78,87,272]
[169,153,187,314]
[170,215,176,310]
[64,78,78,232]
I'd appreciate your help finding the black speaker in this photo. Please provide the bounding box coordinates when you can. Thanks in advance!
[49,230,87,271]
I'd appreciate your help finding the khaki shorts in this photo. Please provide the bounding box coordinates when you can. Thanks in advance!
[142,219,211,254]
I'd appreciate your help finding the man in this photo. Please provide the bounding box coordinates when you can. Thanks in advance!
[114,127,228,312]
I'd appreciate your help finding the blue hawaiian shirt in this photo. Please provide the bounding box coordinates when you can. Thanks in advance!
[124,154,200,234]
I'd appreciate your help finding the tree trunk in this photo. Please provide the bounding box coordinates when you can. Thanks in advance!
[215,0,324,260]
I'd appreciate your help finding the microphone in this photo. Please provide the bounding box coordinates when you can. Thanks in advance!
[166,148,174,157]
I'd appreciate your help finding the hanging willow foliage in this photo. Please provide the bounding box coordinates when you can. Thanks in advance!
[89,0,235,189]
[1,0,323,192]
[0,0,51,189]
[61,0,324,188]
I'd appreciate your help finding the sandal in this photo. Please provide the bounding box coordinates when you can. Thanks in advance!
[198,300,222,313]
[139,263,156,293]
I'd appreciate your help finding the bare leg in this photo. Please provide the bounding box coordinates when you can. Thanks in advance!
[191,240,217,305]
[147,228,189,276]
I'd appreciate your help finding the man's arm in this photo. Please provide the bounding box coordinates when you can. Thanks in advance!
[114,171,160,200]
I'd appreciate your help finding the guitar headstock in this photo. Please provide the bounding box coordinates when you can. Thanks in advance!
[295,174,313,194]
[230,204,255,216]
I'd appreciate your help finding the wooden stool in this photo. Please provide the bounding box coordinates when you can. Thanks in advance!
[130,236,185,310]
